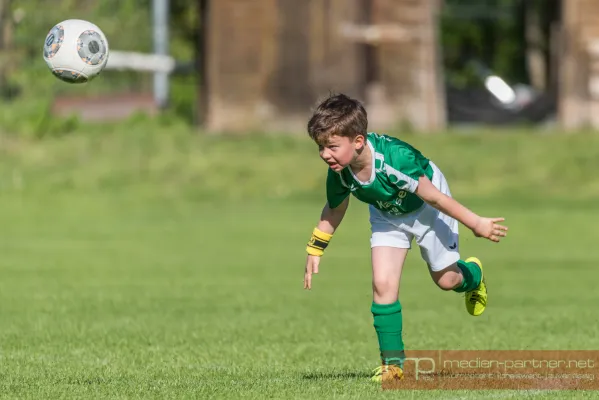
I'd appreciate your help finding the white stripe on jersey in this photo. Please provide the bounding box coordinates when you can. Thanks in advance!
[383,164,419,193]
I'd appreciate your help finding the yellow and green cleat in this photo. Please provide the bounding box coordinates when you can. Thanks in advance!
[464,257,487,316]
[371,364,404,383]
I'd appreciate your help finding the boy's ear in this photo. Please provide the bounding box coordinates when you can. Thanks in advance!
[354,134,366,149]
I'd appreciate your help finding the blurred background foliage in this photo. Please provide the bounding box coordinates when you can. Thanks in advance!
[0,0,558,135]
[440,0,559,88]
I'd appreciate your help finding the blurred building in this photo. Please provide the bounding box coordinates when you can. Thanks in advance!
[199,0,445,133]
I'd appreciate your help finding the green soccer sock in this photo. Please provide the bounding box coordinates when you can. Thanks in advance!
[371,301,405,367]
[453,259,482,293]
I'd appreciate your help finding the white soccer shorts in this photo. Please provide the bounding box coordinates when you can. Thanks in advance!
[369,162,460,272]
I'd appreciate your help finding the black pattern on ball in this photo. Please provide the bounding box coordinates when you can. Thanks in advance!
[77,30,107,65]
[43,24,64,59]
[51,69,88,83]
[88,40,100,54]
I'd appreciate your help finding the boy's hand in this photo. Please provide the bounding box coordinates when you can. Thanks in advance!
[304,255,321,289]
[473,217,508,242]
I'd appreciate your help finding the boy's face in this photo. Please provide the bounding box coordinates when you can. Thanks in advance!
[318,134,365,171]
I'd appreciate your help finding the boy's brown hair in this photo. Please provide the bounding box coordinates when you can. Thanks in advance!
[307,93,368,146]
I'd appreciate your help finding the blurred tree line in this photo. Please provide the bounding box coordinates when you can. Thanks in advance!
[0,0,560,122]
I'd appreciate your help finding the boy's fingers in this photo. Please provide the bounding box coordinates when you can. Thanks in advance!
[492,217,505,223]
[495,224,508,231]
[304,260,312,289]
[304,274,311,289]
[305,260,313,274]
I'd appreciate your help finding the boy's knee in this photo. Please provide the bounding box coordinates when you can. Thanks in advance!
[372,279,398,303]
[433,271,462,291]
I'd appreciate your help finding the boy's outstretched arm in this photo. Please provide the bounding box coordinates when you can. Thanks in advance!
[315,197,349,235]
[415,175,508,242]
[304,197,349,289]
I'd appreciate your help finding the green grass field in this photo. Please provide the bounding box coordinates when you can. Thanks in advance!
[1,128,599,398]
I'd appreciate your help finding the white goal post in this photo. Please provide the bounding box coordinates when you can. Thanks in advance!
[104,50,176,74]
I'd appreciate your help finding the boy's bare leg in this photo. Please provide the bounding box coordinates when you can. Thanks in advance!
[371,246,408,303]
[370,246,408,382]
[429,263,464,290]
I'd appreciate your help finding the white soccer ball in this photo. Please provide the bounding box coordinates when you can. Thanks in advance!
[43,19,109,84]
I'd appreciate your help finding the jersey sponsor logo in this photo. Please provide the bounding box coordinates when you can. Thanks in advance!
[374,188,411,215]
[376,198,403,214]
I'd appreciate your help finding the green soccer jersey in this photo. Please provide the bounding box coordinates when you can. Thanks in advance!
[326,132,434,215]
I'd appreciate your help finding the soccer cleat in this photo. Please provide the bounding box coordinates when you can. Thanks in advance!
[464,257,487,316]
[371,364,404,383]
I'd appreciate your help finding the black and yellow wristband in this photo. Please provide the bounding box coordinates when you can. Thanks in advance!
[306,227,333,256]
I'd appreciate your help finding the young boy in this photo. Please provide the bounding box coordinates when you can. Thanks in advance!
[303,94,508,383]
